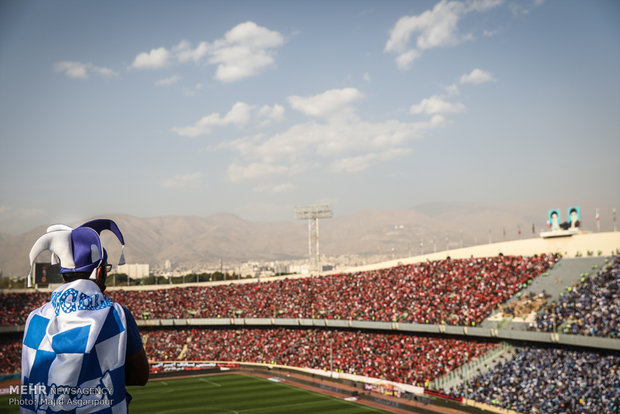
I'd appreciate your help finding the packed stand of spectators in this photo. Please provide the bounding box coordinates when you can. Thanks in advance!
[0,292,47,326]
[449,346,620,414]
[115,254,556,326]
[0,254,557,327]
[0,334,22,375]
[0,327,495,382]
[143,327,496,387]
[534,255,619,338]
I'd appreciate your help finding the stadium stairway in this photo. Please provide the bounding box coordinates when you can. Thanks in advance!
[480,256,609,331]
[177,335,193,360]
[178,344,188,360]
[430,342,518,392]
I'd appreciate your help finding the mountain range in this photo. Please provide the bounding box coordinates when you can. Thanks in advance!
[0,201,613,278]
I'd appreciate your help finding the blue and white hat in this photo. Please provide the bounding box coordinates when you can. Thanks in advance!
[27,219,126,287]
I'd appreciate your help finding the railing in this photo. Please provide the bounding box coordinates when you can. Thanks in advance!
[133,318,620,352]
[430,342,516,391]
[2,317,618,351]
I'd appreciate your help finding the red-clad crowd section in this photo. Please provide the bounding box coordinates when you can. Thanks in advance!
[0,334,21,376]
[0,254,558,326]
[1,327,494,386]
[142,327,496,387]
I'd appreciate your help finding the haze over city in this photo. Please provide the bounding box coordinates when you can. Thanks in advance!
[1,0,619,235]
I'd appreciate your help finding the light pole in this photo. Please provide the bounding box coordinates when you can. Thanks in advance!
[295,205,333,275]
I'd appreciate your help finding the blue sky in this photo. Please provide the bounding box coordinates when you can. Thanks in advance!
[1,0,619,234]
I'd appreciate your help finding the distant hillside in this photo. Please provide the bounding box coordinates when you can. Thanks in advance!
[0,202,611,277]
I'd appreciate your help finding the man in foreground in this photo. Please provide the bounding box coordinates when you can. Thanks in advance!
[21,219,148,413]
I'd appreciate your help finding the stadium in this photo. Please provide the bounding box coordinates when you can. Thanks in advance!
[1,1,619,413]
[1,228,619,413]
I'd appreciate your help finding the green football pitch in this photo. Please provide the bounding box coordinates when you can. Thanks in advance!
[1,374,394,413]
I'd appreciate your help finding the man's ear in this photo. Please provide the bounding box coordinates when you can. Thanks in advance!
[96,266,106,292]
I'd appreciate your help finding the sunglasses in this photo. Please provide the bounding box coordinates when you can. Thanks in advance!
[104,264,112,273]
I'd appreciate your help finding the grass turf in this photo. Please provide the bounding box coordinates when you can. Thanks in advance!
[0,374,394,414]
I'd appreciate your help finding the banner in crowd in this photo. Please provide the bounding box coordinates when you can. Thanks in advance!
[149,361,217,374]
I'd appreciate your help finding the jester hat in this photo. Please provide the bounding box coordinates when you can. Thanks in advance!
[27,219,126,287]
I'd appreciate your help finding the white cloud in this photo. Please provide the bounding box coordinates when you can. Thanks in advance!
[258,104,285,126]
[224,102,253,125]
[222,97,445,180]
[363,72,371,82]
[54,61,118,79]
[200,87,451,182]
[162,172,204,189]
[460,68,495,84]
[444,83,460,95]
[410,95,466,115]
[155,75,181,86]
[130,47,171,69]
[394,50,421,70]
[385,0,503,69]
[429,114,448,126]
[288,88,363,119]
[131,42,202,71]
[128,22,283,83]
[171,102,253,137]
[209,21,284,83]
[173,40,209,64]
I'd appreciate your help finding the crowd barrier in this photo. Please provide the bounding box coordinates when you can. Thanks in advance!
[463,399,521,414]
[147,359,425,395]
[136,317,620,351]
[2,317,618,351]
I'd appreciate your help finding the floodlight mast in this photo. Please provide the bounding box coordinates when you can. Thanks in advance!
[295,205,333,274]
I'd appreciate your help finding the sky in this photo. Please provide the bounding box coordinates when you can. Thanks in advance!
[0,0,619,234]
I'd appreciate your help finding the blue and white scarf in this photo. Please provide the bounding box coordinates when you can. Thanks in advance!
[21,279,128,413]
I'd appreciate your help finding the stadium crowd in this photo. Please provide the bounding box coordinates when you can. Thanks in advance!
[116,254,556,326]
[534,255,619,338]
[0,334,21,376]
[0,251,617,413]
[450,346,620,414]
[0,254,558,327]
[0,327,495,383]
[0,292,47,327]
[142,327,496,387]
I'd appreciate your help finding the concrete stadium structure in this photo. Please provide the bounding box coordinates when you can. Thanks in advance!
[336,231,620,275]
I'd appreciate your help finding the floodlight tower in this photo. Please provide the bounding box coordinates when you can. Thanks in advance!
[295,205,333,274]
